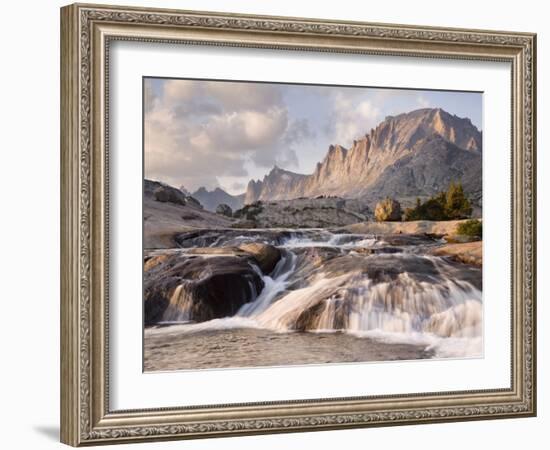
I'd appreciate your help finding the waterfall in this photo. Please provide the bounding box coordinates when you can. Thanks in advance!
[238,250,297,316]
[151,229,483,359]
[252,268,482,339]
[281,232,378,249]
[160,282,194,323]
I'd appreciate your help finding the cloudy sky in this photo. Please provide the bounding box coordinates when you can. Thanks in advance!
[144,78,482,195]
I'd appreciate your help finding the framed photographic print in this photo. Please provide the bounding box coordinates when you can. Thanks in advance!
[60,3,537,446]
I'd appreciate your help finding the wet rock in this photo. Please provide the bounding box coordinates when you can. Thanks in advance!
[238,243,281,274]
[186,247,246,256]
[319,253,442,284]
[144,253,264,324]
[144,254,170,272]
[175,229,298,248]
[291,246,342,281]
[431,241,482,267]
[175,230,225,248]
[294,297,350,331]
[294,301,326,331]
[370,247,403,255]
[423,299,482,337]
[352,248,375,255]
[184,243,282,275]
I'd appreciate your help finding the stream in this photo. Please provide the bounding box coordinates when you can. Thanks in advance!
[144,229,482,371]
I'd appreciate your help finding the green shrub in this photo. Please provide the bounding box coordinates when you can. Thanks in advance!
[456,219,482,238]
[233,201,264,220]
[445,181,473,219]
[404,194,447,221]
[404,182,472,221]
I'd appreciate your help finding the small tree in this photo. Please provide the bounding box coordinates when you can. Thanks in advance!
[403,182,473,221]
[445,181,472,219]
[404,193,446,221]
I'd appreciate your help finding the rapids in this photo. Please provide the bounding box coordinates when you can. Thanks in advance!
[145,228,483,368]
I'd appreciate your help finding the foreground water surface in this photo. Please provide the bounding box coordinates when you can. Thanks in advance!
[144,229,482,371]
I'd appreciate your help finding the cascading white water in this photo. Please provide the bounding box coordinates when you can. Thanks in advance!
[250,269,481,336]
[281,232,378,249]
[160,282,194,323]
[253,273,351,330]
[238,250,297,316]
[154,230,483,358]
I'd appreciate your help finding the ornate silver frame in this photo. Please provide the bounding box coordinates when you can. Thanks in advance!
[60,3,537,446]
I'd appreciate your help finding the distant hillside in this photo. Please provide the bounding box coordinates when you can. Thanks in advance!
[192,187,245,212]
[143,179,234,248]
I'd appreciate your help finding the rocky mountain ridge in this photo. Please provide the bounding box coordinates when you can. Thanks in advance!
[244,108,482,207]
[191,186,245,212]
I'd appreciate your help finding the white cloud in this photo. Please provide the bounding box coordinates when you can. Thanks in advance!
[144,79,310,192]
[416,94,432,108]
[327,92,382,147]
[205,82,283,111]
[163,79,200,102]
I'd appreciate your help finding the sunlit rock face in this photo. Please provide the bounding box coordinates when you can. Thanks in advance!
[244,108,482,207]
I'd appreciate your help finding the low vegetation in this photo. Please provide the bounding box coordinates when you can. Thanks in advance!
[233,201,264,221]
[404,182,473,221]
[456,219,482,239]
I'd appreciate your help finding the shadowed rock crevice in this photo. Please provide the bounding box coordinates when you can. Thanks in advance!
[144,244,282,324]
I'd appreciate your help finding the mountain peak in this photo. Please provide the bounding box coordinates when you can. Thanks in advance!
[327,144,348,156]
[191,185,244,212]
[265,165,300,179]
[244,107,481,205]
[370,107,481,153]
[193,186,231,195]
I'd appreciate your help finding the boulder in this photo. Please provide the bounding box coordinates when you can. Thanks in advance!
[153,185,188,206]
[186,247,246,256]
[216,203,233,217]
[186,196,203,209]
[294,297,351,331]
[144,254,170,272]
[238,243,281,274]
[144,253,264,324]
[374,198,402,222]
